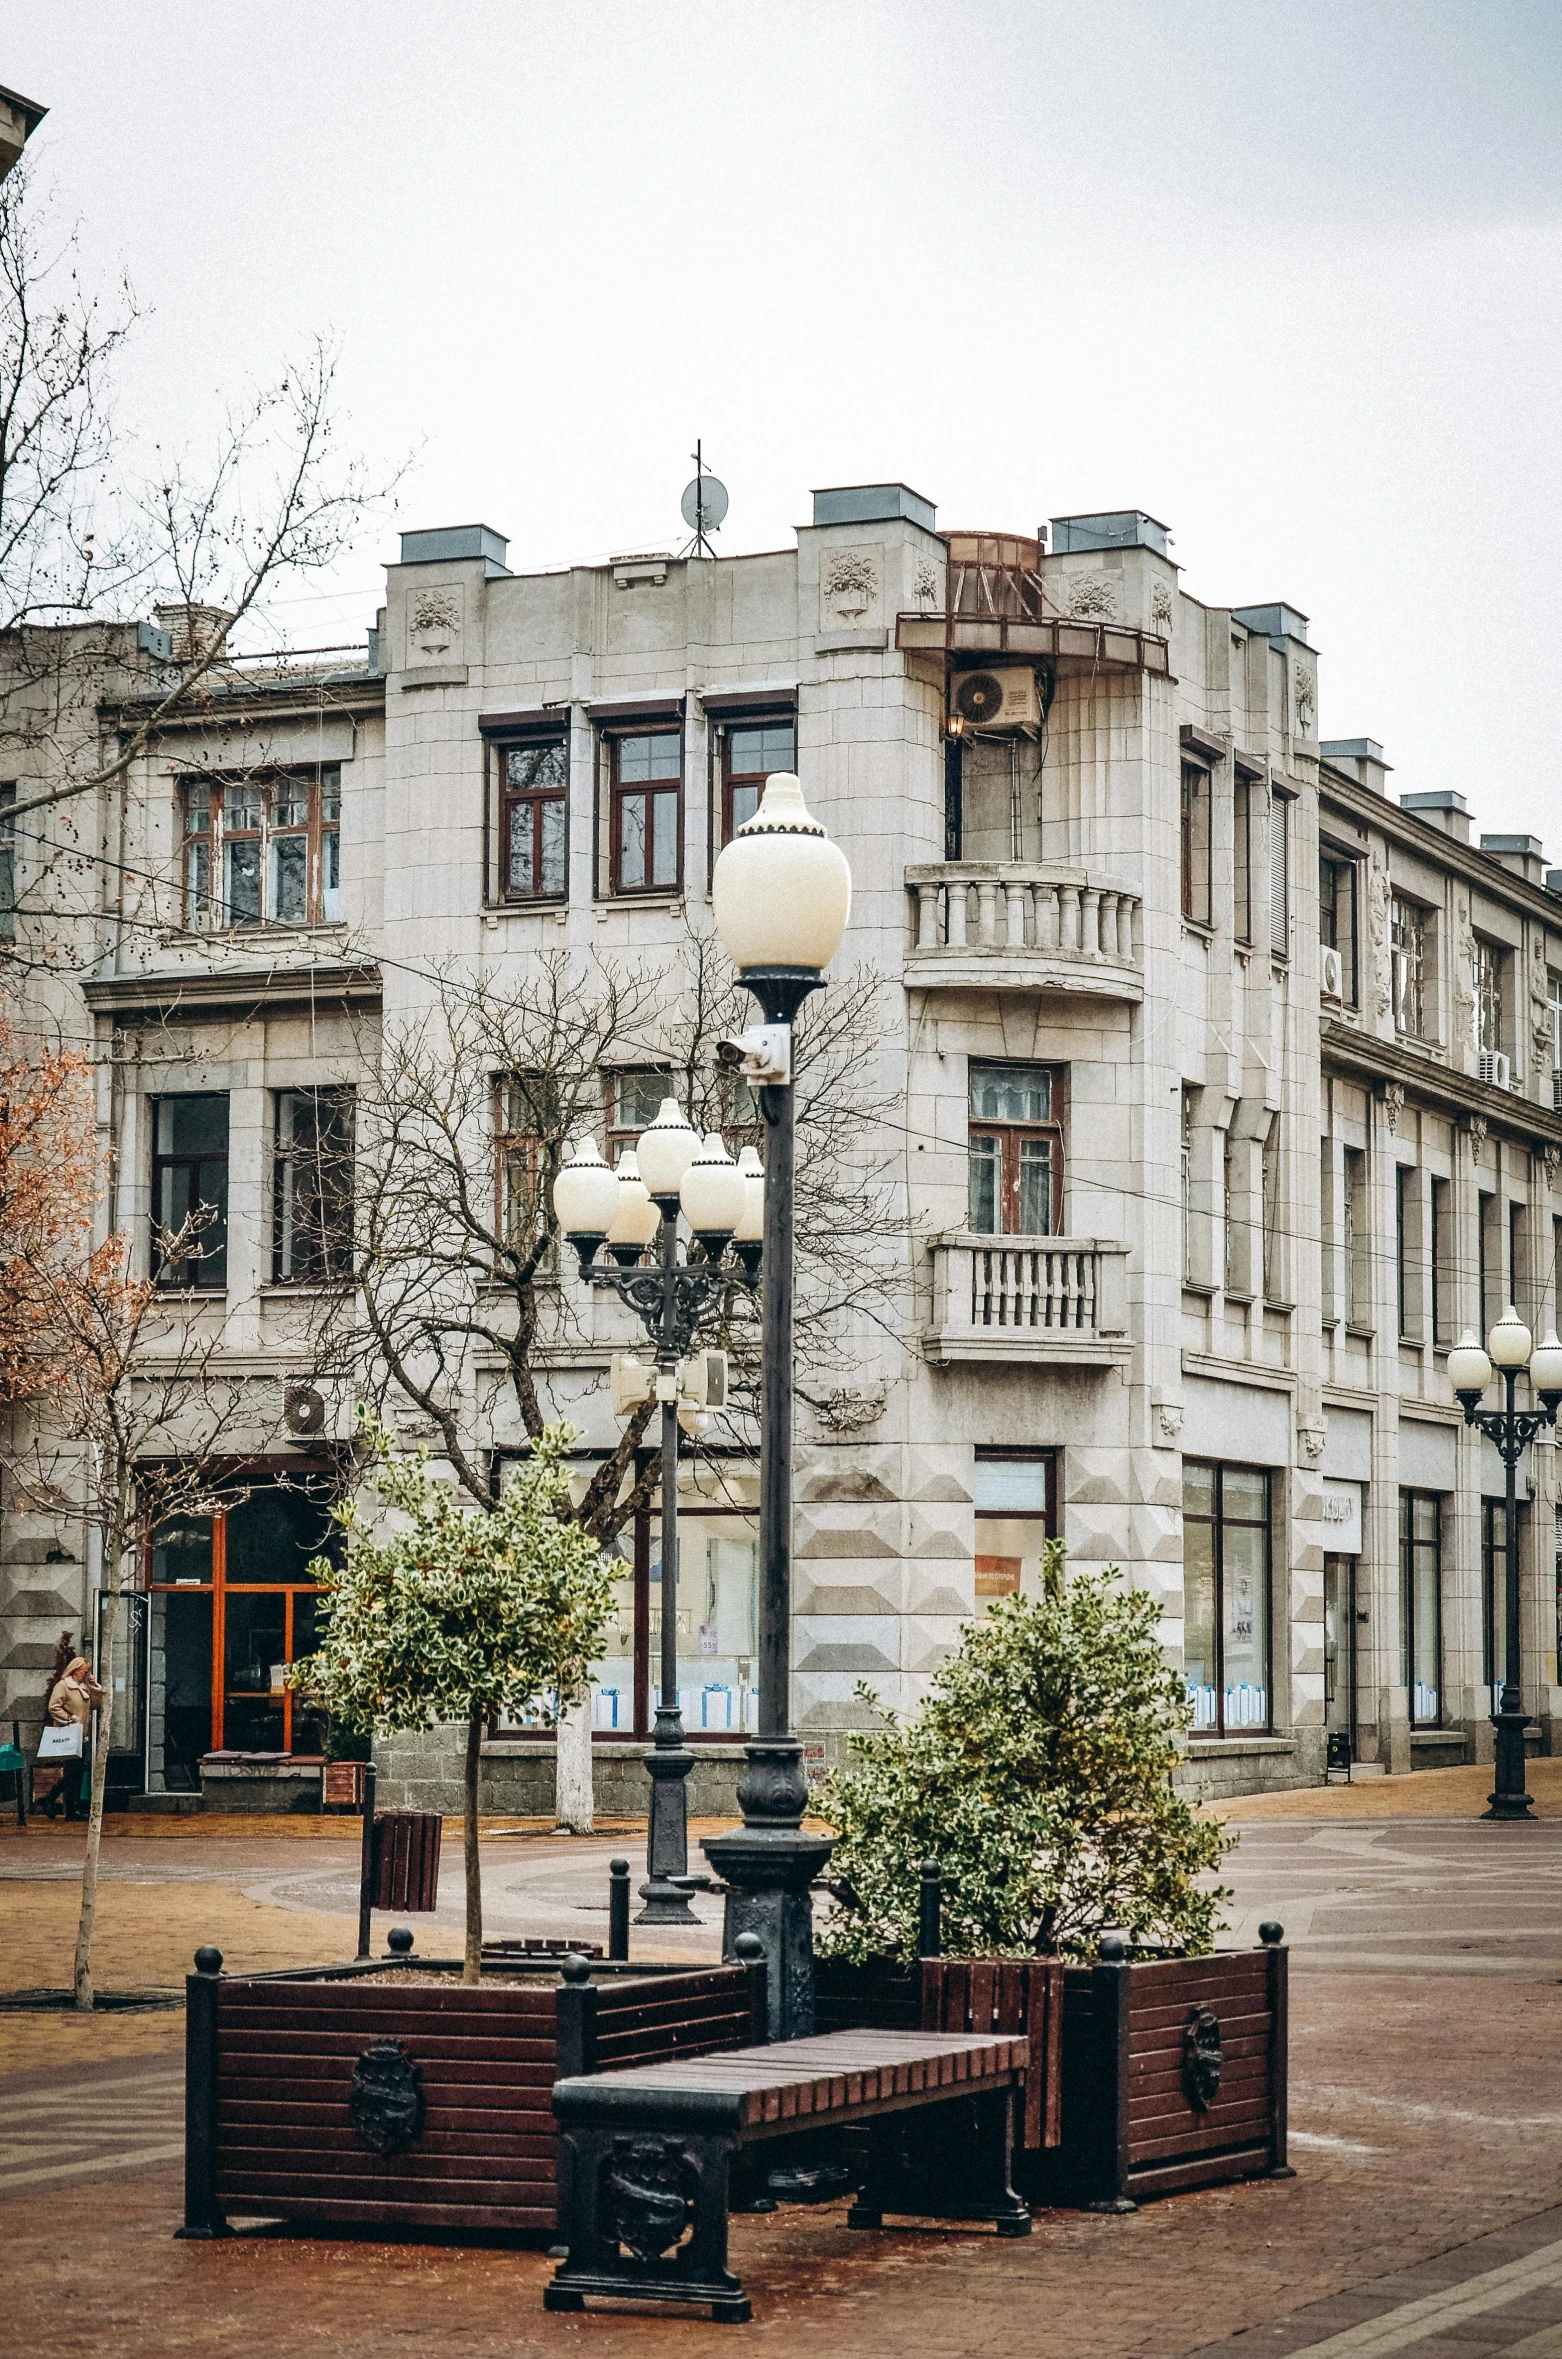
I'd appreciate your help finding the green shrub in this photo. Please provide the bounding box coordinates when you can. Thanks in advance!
[814,1544,1231,1963]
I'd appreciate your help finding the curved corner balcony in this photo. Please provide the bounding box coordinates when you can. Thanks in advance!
[924,1233,1131,1367]
[905,863,1142,998]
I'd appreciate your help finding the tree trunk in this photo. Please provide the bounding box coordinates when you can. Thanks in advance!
[555,1685,594,1834]
[73,1580,116,2011]
[462,1708,483,1984]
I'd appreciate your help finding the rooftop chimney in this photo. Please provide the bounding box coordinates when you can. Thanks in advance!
[154,602,232,663]
[1398,790,1470,845]
[1321,739,1391,796]
[1479,834,1546,886]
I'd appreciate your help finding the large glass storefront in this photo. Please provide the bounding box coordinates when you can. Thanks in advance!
[496,1459,760,1746]
[145,1478,339,1790]
[1183,1461,1272,1734]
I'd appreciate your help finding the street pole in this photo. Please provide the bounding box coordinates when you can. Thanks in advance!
[639,1202,698,1923]
[1452,1311,1562,1823]
[1487,1368,1533,1822]
[703,968,836,2040]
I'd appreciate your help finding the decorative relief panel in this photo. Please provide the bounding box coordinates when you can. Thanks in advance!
[404,582,466,670]
[1066,571,1119,621]
[821,549,881,625]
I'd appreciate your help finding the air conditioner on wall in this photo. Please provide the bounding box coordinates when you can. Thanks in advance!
[1478,1050,1511,1091]
[951,668,1043,731]
[1319,946,1343,1000]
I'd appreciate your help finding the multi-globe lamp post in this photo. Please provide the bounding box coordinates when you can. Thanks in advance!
[1448,1307,1562,1821]
[699,772,853,2040]
[553,768,852,2026]
[552,1108,764,1923]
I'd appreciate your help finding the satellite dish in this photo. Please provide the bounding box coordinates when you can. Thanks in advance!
[681,474,728,533]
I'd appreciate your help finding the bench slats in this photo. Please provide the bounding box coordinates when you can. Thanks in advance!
[556,2027,1026,2133]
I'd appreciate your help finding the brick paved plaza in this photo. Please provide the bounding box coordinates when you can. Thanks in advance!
[5,1772,1562,2357]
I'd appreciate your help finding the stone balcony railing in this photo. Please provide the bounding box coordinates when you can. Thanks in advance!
[923,1233,1132,1366]
[904,863,1142,996]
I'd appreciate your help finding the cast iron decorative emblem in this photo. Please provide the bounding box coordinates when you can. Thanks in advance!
[349,2038,424,2156]
[603,2134,697,2262]
[1182,2007,1223,2112]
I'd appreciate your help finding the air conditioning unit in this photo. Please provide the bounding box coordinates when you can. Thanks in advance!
[1319,946,1343,1000]
[1478,1050,1511,1091]
[951,667,1042,732]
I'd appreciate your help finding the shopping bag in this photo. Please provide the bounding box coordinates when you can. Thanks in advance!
[37,1723,83,1760]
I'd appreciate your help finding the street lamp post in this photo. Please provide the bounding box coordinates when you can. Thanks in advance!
[1449,1309,1562,1822]
[553,1112,759,1923]
[701,773,853,2040]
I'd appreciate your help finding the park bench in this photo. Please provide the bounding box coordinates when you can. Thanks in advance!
[547,2010,1031,2322]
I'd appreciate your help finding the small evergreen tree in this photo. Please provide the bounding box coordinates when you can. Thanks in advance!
[293,1418,614,1981]
[815,1545,1231,1964]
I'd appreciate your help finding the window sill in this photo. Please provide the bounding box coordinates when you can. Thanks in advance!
[1410,1728,1465,1746]
[168,921,348,945]
[1344,1324,1375,1342]
[1224,1288,1256,1306]
[594,893,685,915]
[484,897,569,916]
[1264,1298,1296,1315]
[1180,918,1214,942]
[1186,1735,1291,1756]
[258,1282,352,1300]
[153,1286,227,1301]
[1182,1279,1218,1301]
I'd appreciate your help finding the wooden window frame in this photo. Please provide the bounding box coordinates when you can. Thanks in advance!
[180,767,342,931]
[272,1086,355,1287]
[604,1069,673,1166]
[967,1063,1065,1236]
[145,1473,339,1759]
[718,711,797,850]
[498,737,569,904]
[1180,761,1211,926]
[151,1092,230,1292]
[609,730,684,898]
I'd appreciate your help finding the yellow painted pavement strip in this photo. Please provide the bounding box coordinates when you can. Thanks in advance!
[1286,2236,1562,2355]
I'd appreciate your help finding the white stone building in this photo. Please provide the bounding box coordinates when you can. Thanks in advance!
[3,484,1560,1812]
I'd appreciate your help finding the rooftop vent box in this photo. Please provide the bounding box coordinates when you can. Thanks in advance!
[1231,603,1310,647]
[1050,511,1171,557]
[811,483,937,533]
[398,523,510,575]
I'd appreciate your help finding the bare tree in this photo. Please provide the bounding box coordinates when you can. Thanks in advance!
[317,935,902,1829]
[0,158,400,864]
[8,1204,299,2007]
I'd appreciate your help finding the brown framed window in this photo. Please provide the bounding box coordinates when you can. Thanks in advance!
[973,1450,1057,1608]
[968,1063,1063,1235]
[181,769,342,929]
[0,780,17,938]
[147,1480,340,1783]
[611,731,682,894]
[501,740,568,900]
[1234,776,1253,943]
[1183,1460,1272,1734]
[1181,762,1211,925]
[273,1087,355,1284]
[721,715,796,845]
[604,1069,672,1165]
[151,1093,229,1290]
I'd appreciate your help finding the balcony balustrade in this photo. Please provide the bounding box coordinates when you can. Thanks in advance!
[905,862,1142,996]
[924,1233,1131,1367]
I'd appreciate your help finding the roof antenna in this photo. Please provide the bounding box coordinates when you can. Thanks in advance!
[679,441,728,560]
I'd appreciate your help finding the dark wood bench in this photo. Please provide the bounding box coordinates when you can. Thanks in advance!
[547,2024,1031,2321]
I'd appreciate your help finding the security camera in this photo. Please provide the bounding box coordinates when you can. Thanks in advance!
[715,1023,791,1085]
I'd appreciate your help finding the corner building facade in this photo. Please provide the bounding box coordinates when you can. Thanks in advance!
[3,485,1561,1810]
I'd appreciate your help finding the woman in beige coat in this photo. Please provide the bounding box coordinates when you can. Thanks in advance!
[47,1656,104,1821]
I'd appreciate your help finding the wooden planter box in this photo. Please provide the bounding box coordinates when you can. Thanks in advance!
[1024,1937,1290,2210]
[180,1952,764,2243]
[812,1955,1063,2156]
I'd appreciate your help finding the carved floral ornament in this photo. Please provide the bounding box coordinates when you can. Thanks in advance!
[913,561,939,606]
[408,586,462,658]
[1298,1424,1327,1465]
[1151,580,1174,629]
[823,551,879,620]
[1067,572,1118,620]
[811,1383,888,1435]
[1381,1081,1405,1132]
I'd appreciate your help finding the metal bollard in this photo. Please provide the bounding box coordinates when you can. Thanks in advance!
[918,1858,943,1959]
[608,1856,631,1961]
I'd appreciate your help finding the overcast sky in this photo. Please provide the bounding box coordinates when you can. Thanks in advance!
[10,2,1562,852]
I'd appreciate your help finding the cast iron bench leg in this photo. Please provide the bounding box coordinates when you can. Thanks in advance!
[848,2089,1031,2238]
[546,2118,750,2322]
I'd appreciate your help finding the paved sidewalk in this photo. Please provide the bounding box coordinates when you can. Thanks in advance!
[5,1801,1562,2354]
